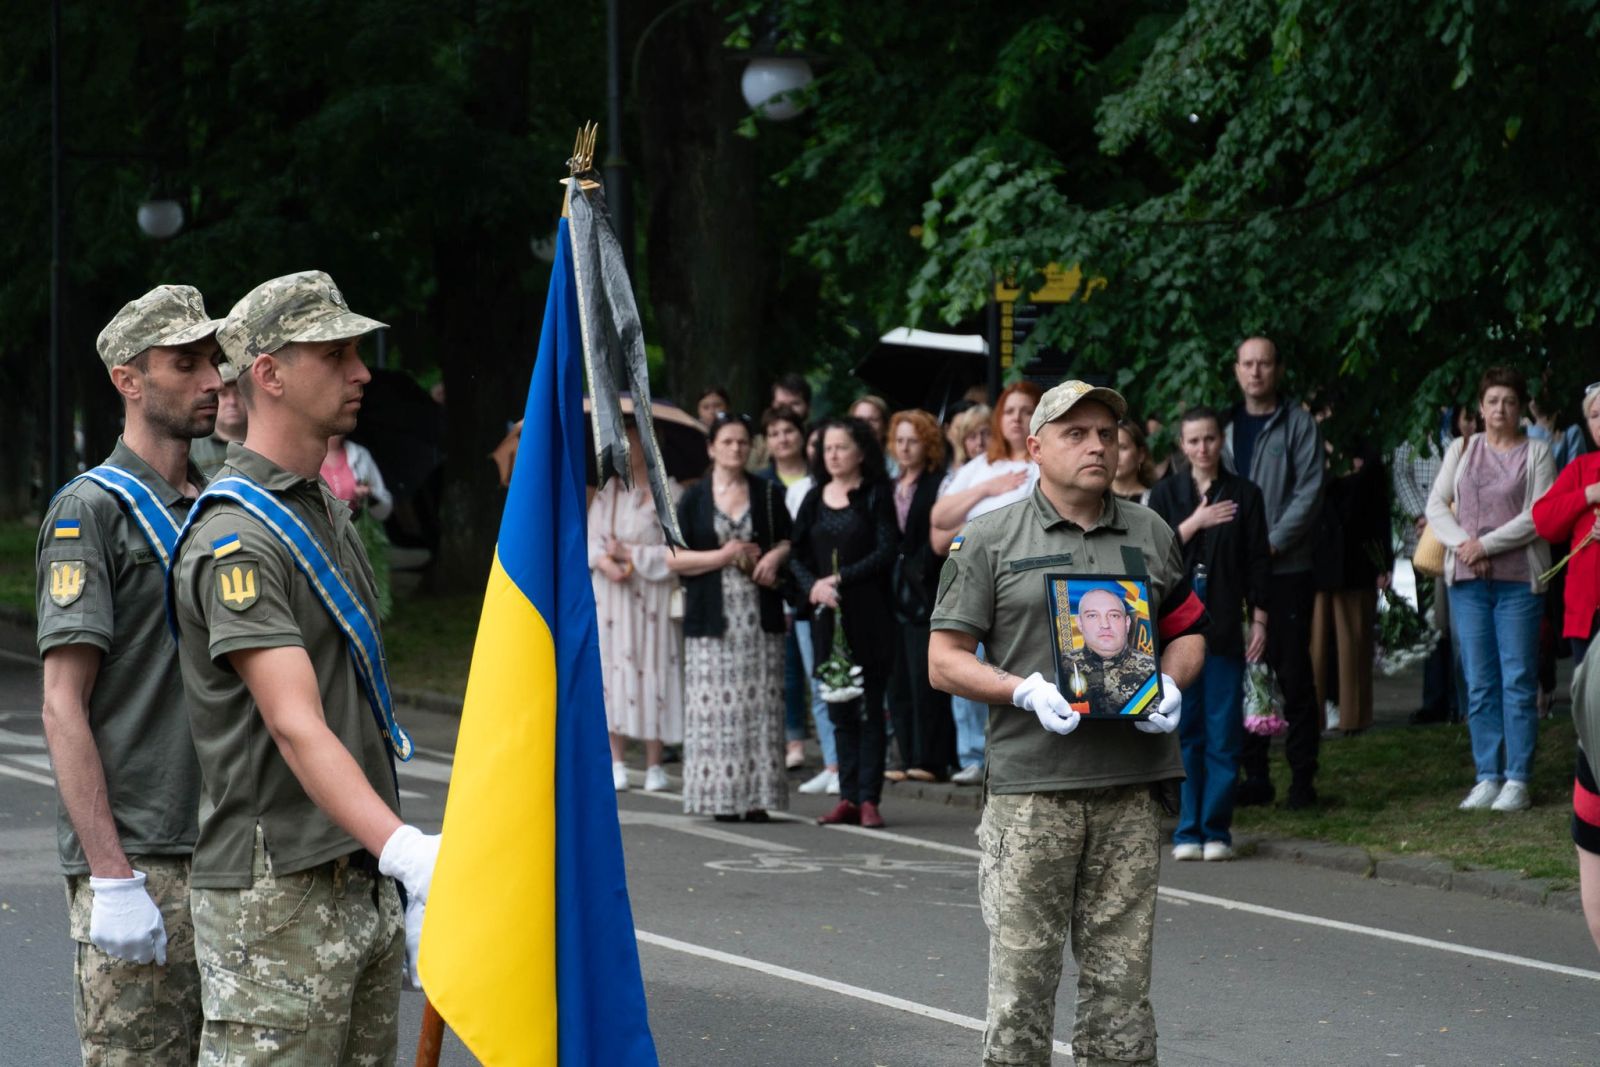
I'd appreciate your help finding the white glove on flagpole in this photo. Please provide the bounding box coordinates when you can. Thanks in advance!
[1012,672,1081,736]
[88,870,168,965]
[1136,674,1182,734]
[380,825,441,993]
[378,824,441,904]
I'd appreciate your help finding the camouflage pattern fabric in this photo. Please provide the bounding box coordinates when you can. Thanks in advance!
[67,855,202,1065]
[1081,646,1158,718]
[978,787,1161,1067]
[215,270,386,374]
[191,828,402,1066]
[95,285,223,370]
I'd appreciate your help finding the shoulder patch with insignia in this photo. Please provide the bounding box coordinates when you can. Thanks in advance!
[216,560,259,611]
[53,519,82,540]
[49,560,87,607]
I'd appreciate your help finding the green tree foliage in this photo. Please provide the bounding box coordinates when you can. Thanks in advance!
[753,0,1600,440]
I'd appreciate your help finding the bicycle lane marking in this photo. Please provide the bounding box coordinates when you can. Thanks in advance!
[634,929,1074,1061]
[625,783,1600,984]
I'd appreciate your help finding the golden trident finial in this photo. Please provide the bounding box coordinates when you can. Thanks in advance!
[568,122,598,177]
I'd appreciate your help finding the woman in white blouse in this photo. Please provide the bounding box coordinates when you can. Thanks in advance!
[927,381,1041,784]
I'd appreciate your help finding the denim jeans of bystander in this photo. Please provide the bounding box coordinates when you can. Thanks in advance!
[1450,578,1543,783]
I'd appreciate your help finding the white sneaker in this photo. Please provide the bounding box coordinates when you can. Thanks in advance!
[1203,841,1234,862]
[612,761,630,792]
[1324,701,1340,731]
[1490,780,1530,812]
[1171,843,1202,861]
[951,763,985,785]
[1459,780,1501,810]
[798,769,837,795]
[825,770,841,795]
[643,765,669,792]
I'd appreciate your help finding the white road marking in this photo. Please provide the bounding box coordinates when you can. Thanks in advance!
[625,781,1600,983]
[617,810,804,852]
[636,929,1072,1060]
[0,727,46,747]
[396,757,455,783]
[1157,886,1600,982]
[399,789,427,800]
[0,762,55,787]
[5,752,51,771]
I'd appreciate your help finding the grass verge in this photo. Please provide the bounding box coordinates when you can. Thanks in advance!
[1233,718,1580,882]
[383,591,480,698]
[0,519,35,614]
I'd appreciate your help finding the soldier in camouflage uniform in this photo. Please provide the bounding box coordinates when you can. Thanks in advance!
[38,285,225,1064]
[929,381,1209,1066]
[169,271,439,1066]
[1075,587,1159,717]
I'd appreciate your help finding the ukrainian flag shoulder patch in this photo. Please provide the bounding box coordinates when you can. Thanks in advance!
[950,534,964,552]
[211,533,242,559]
[53,519,81,540]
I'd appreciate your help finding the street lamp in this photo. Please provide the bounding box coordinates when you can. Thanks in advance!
[136,197,184,239]
[740,57,814,120]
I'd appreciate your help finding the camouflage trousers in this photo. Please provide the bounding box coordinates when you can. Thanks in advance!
[978,786,1161,1067]
[191,828,403,1066]
[67,854,203,1066]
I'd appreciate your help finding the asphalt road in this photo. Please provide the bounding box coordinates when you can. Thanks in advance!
[2,630,1597,1066]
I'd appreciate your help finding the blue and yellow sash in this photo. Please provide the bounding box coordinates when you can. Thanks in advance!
[166,475,414,762]
[64,465,183,568]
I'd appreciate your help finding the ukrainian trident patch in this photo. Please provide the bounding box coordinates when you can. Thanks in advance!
[49,561,86,607]
[217,562,259,611]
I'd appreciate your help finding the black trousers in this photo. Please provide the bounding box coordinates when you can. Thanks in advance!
[1242,569,1319,787]
[887,621,956,777]
[1420,577,1459,718]
[830,663,891,805]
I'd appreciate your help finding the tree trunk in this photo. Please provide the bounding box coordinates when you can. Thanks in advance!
[634,3,769,413]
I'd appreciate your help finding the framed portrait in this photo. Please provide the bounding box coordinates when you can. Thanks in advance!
[1044,574,1163,720]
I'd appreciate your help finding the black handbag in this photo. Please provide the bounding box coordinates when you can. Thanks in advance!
[891,542,935,624]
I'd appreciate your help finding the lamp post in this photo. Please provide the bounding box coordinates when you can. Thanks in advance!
[46,0,186,493]
[600,3,815,277]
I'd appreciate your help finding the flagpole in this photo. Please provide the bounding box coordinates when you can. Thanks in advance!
[414,997,445,1067]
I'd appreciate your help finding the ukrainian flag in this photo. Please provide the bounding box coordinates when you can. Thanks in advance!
[420,211,658,1065]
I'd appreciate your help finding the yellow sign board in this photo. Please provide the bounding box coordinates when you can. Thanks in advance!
[992,264,1105,370]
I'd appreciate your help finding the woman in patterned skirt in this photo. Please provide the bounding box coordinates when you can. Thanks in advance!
[671,413,793,821]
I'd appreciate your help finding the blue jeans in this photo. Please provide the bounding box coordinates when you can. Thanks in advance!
[783,625,808,743]
[951,642,989,769]
[1174,655,1245,846]
[1450,579,1543,783]
[794,620,838,767]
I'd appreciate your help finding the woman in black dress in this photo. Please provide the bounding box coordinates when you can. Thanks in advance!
[790,417,898,828]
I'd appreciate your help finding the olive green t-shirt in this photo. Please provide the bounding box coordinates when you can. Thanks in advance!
[172,443,400,888]
[930,488,1190,793]
[35,439,203,874]
[187,434,232,480]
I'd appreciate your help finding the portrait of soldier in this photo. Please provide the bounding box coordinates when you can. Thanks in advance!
[1072,586,1158,716]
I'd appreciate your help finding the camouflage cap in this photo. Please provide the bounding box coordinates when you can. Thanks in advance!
[94,285,224,370]
[216,270,387,373]
[1029,379,1129,435]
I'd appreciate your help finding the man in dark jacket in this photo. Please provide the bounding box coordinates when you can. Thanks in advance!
[1224,337,1326,809]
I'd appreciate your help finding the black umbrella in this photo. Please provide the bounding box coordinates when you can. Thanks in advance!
[582,394,708,485]
[853,328,988,415]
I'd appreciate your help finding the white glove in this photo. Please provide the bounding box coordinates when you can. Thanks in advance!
[1012,672,1080,736]
[401,896,426,992]
[88,870,168,965]
[379,824,441,905]
[1136,674,1182,734]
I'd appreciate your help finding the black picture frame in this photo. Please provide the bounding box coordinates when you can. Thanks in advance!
[1043,573,1163,720]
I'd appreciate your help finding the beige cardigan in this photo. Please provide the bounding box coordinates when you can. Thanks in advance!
[1425,433,1556,592]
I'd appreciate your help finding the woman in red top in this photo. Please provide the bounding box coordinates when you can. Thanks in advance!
[1531,385,1600,662]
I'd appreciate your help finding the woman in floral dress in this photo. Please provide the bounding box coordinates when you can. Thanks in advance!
[671,414,793,821]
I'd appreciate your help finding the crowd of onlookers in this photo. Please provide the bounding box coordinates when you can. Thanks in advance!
[587,348,1600,874]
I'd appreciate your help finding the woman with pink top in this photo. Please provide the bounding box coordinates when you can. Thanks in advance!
[1426,367,1556,813]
